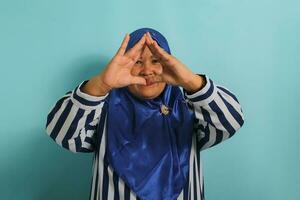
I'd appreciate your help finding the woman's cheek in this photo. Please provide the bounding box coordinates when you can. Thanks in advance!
[154,65,163,75]
[131,66,141,76]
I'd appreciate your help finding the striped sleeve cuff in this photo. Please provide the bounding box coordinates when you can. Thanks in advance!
[71,80,109,110]
[183,74,217,106]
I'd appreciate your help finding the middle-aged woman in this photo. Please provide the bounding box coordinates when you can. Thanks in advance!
[46,27,245,200]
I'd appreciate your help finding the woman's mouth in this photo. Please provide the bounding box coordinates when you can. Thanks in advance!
[144,78,155,86]
[146,82,156,86]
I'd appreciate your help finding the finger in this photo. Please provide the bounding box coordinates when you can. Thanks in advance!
[150,41,171,62]
[146,32,154,44]
[124,44,146,66]
[145,32,152,45]
[146,32,160,52]
[145,32,171,62]
[126,34,146,57]
[116,33,130,56]
[132,43,147,61]
[130,76,147,85]
[146,42,163,62]
[128,34,146,57]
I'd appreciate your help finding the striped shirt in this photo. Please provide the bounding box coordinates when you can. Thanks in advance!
[45,74,244,200]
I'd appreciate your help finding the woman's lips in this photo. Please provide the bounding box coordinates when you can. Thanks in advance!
[142,83,156,88]
[140,76,160,87]
[147,82,156,86]
[145,78,157,86]
[141,80,157,87]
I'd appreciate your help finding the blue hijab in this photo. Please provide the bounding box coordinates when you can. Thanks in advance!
[105,28,195,200]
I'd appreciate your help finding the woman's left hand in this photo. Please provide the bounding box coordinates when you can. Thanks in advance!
[145,32,205,93]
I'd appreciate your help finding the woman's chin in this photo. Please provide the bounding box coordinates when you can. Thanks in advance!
[136,91,159,99]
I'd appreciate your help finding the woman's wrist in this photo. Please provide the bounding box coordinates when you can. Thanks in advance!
[183,74,206,94]
[81,74,111,97]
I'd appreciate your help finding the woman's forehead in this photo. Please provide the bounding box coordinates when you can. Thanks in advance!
[140,46,157,58]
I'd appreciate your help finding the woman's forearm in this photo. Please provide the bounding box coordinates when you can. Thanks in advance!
[81,74,112,97]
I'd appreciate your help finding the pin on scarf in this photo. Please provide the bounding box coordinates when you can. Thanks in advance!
[160,104,170,115]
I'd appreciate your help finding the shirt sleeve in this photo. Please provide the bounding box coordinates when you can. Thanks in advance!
[45,80,109,153]
[183,74,245,152]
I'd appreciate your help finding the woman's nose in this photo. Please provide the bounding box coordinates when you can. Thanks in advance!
[140,62,155,76]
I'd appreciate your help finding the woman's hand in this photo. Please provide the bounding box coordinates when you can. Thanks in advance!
[82,33,148,96]
[145,32,205,93]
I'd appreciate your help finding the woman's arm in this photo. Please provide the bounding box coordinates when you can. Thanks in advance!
[183,74,245,152]
[144,33,245,151]
[45,79,108,153]
[45,33,149,153]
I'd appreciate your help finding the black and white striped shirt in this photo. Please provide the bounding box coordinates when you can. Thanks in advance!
[45,74,244,200]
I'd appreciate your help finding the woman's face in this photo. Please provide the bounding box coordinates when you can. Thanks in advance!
[127,45,166,100]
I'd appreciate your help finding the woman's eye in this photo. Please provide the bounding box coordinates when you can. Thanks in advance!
[152,59,159,64]
[135,60,142,64]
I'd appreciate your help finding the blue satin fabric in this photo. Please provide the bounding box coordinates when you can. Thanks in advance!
[125,27,171,54]
[106,85,195,200]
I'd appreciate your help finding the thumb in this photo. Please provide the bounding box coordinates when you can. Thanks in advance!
[130,76,147,85]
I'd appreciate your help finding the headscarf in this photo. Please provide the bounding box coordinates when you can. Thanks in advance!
[105,28,195,200]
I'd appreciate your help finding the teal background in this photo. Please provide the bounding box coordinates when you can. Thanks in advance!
[0,0,299,199]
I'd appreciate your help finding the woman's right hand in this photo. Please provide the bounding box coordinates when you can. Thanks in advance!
[82,33,147,96]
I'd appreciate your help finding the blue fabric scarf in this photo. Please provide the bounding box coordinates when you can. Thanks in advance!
[105,28,195,200]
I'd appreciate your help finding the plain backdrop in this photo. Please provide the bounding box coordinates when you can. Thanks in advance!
[0,0,299,199]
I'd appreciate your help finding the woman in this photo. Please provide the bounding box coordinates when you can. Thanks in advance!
[45,27,245,200]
